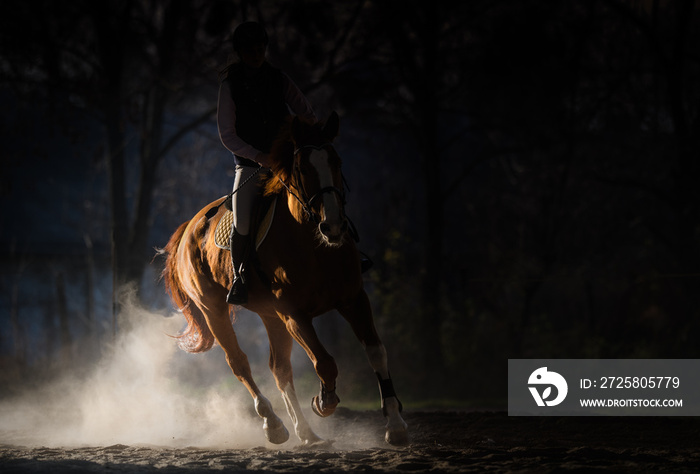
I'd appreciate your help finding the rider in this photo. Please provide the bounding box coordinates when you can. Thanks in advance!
[217,21,317,305]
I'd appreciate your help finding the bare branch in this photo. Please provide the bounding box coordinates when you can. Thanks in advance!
[442,146,527,201]
[157,106,217,161]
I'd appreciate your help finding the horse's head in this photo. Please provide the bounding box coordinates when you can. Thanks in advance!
[290,111,348,246]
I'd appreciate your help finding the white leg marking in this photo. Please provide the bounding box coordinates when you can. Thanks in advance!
[280,383,322,444]
[366,344,390,379]
[255,395,289,444]
[365,344,408,445]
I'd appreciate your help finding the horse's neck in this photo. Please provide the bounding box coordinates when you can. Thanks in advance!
[260,192,319,263]
[264,190,360,295]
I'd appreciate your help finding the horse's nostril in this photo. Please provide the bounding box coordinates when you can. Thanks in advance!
[319,222,331,235]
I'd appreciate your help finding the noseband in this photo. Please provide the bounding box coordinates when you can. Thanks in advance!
[279,143,346,224]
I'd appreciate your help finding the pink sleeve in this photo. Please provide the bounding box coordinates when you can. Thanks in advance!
[217,81,262,161]
[282,73,317,122]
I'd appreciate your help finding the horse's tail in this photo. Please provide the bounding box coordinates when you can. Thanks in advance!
[162,219,215,353]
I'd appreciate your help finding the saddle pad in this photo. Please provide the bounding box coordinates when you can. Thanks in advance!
[215,197,277,251]
[214,207,234,249]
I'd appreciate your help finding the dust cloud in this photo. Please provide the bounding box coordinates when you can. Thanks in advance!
[0,297,266,449]
[0,297,383,450]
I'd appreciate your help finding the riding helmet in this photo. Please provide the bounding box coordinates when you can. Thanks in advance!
[232,22,269,52]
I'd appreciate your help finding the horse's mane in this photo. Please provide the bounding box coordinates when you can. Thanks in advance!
[263,116,329,195]
[263,119,296,197]
[261,115,337,222]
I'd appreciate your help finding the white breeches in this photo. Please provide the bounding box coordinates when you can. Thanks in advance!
[232,164,261,235]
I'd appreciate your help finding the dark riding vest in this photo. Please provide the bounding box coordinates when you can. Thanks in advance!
[225,62,289,166]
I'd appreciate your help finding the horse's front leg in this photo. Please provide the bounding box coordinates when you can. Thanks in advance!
[364,344,408,445]
[338,291,408,446]
[310,381,341,418]
[284,317,341,417]
[261,315,323,445]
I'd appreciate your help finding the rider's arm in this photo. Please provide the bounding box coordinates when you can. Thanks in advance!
[282,73,317,122]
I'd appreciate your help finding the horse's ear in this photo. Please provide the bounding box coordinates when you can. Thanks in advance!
[291,116,304,143]
[323,111,339,139]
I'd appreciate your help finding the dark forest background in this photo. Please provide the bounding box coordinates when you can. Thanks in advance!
[1,0,698,405]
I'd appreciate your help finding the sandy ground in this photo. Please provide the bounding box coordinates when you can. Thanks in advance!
[2,409,700,473]
[2,312,698,472]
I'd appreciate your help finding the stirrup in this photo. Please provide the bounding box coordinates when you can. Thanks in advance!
[226,277,248,305]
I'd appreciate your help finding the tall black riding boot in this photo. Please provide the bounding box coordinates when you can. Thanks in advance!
[226,231,251,305]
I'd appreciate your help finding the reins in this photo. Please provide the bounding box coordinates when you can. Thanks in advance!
[206,142,359,242]
[205,164,263,219]
[279,143,360,242]
[286,143,348,225]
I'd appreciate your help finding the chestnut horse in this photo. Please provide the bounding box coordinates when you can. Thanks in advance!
[162,112,408,446]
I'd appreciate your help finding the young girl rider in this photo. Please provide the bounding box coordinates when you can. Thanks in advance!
[217,22,316,304]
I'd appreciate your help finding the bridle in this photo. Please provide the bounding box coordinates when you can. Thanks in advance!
[278,143,347,224]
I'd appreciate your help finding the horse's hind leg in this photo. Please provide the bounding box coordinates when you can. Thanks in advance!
[338,290,408,446]
[261,314,322,445]
[201,299,289,444]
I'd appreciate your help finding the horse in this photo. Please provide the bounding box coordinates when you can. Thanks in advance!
[162,112,408,446]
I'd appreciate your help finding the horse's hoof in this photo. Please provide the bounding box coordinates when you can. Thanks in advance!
[298,428,324,445]
[311,395,336,417]
[264,419,290,444]
[385,427,409,446]
[298,438,334,449]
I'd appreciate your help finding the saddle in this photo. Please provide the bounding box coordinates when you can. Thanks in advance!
[214,196,277,251]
